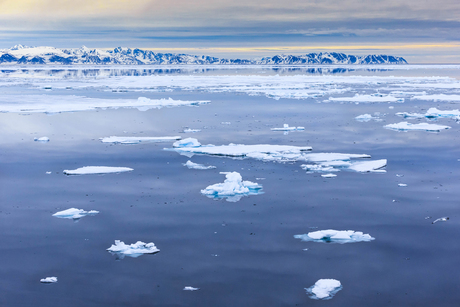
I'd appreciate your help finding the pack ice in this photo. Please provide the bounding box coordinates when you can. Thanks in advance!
[183,160,216,170]
[52,208,99,220]
[201,172,263,202]
[396,107,460,120]
[100,136,181,144]
[305,279,342,300]
[107,240,160,259]
[384,122,451,132]
[63,166,133,175]
[294,230,375,243]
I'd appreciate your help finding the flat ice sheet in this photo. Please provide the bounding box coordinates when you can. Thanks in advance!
[63,166,133,175]
[52,208,99,220]
[384,122,451,132]
[100,136,181,144]
[201,172,263,202]
[107,240,160,259]
[306,279,342,300]
[412,94,460,102]
[294,229,375,243]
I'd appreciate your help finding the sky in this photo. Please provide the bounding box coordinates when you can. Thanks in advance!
[0,0,459,63]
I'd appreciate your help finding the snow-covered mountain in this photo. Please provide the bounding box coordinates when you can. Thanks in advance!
[0,45,408,65]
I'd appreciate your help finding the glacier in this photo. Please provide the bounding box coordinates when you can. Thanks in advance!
[294,230,375,244]
[107,240,160,259]
[201,172,263,202]
[305,279,342,300]
[52,208,99,220]
[63,166,133,175]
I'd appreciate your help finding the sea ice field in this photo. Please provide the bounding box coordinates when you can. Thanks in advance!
[1,65,460,306]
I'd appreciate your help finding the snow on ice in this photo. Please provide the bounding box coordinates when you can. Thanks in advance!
[63,166,133,175]
[107,240,160,259]
[384,122,451,132]
[52,208,99,220]
[294,230,375,243]
[183,160,216,170]
[306,279,342,300]
[100,136,181,144]
[201,172,263,202]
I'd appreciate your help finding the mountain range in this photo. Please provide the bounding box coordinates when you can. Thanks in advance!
[0,45,408,65]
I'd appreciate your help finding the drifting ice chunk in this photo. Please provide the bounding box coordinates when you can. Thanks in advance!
[40,277,57,283]
[294,229,375,243]
[306,279,342,300]
[271,124,304,131]
[355,114,374,122]
[183,286,200,291]
[183,160,216,170]
[321,173,337,178]
[107,240,160,259]
[398,183,407,187]
[327,94,403,103]
[432,217,449,224]
[173,138,202,148]
[384,122,451,132]
[201,172,263,202]
[34,136,49,142]
[52,208,99,220]
[397,107,460,120]
[183,128,201,133]
[348,159,387,172]
[63,166,133,175]
[100,136,181,144]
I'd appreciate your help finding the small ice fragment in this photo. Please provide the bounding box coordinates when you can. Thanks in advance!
[34,136,49,142]
[107,240,159,259]
[183,128,201,133]
[100,136,181,144]
[398,183,407,187]
[303,248,309,251]
[294,229,374,244]
[396,174,404,177]
[321,173,337,178]
[355,114,374,122]
[63,166,133,175]
[305,279,342,300]
[256,178,266,180]
[173,138,201,148]
[271,124,297,131]
[40,277,57,283]
[46,171,52,174]
[425,216,432,220]
[389,106,394,109]
[221,122,231,125]
[384,122,451,132]
[183,286,199,291]
[52,208,99,220]
[183,160,216,170]
[201,172,263,202]
[432,217,449,224]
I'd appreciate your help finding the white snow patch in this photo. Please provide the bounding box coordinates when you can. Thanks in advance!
[183,160,216,170]
[384,122,450,132]
[100,136,181,144]
[306,279,342,300]
[294,229,374,244]
[183,286,199,291]
[201,172,263,202]
[34,136,49,142]
[107,240,160,259]
[52,208,99,220]
[40,277,57,283]
[63,166,133,175]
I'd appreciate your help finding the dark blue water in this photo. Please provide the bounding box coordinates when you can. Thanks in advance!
[1,67,459,306]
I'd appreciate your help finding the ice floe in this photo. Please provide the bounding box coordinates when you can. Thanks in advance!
[271,124,305,131]
[201,172,263,202]
[327,94,404,103]
[40,277,57,283]
[63,166,133,175]
[183,160,216,170]
[306,279,342,300]
[100,136,181,144]
[321,173,337,178]
[301,156,386,173]
[52,208,99,220]
[294,230,375,243]
[173,138,202,148]
[396,107,460,120]
[0,95,209,114]
[398,183,407,187]
[183,128,201,133]
[411,94,460,102]
[355,113,383,122]
[107,240,160,259]
[432,217,449,224]
[34,136,49,142]
[183,286,200,291]
[384,122,451,132]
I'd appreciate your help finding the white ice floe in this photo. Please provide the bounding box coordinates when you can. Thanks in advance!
[348,159,387,173]
[398,183,407,187]
[52,208,99,220]
[271,124,304,131]
[107,240,160,259]
[201,172,263,202]
[0,95,209,114]
[294,229,375,244]
[321,173,337,178]
[355,114,374,122]
[412,94,460,102]
[34,136,49,142]
[301,156,386,173]
[183,128,201,133]
[306,279,342,300]
[432,217,449,224]
[40,277,57,283]
[183,160,216,170]
[63,166,133,175]
[327,94,404,103]
[183,286,200,291]
[46,171,52,174]
[396,107,460,120]
[384,122,451,132]
[100,136,181,144]
[173,138,202,148]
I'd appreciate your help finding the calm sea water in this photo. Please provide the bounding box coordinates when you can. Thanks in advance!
[1,66,459,306]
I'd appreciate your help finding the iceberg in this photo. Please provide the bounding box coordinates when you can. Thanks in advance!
[52,208,99,220]
[34,136,50,142]
[396,107,460,120]
[183,160,216,170]
[201,172,263,202]
[305,279,342,300]
[40,277,57,283]
[107,240,160,259]
[100,136,181,144]
[271,124,304,131]
[173,138,202,148]
[183,286,200,291]
[327,94,403,103]
[63,166,133,175]
[384,122,451,132]
[294,229,375,243]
